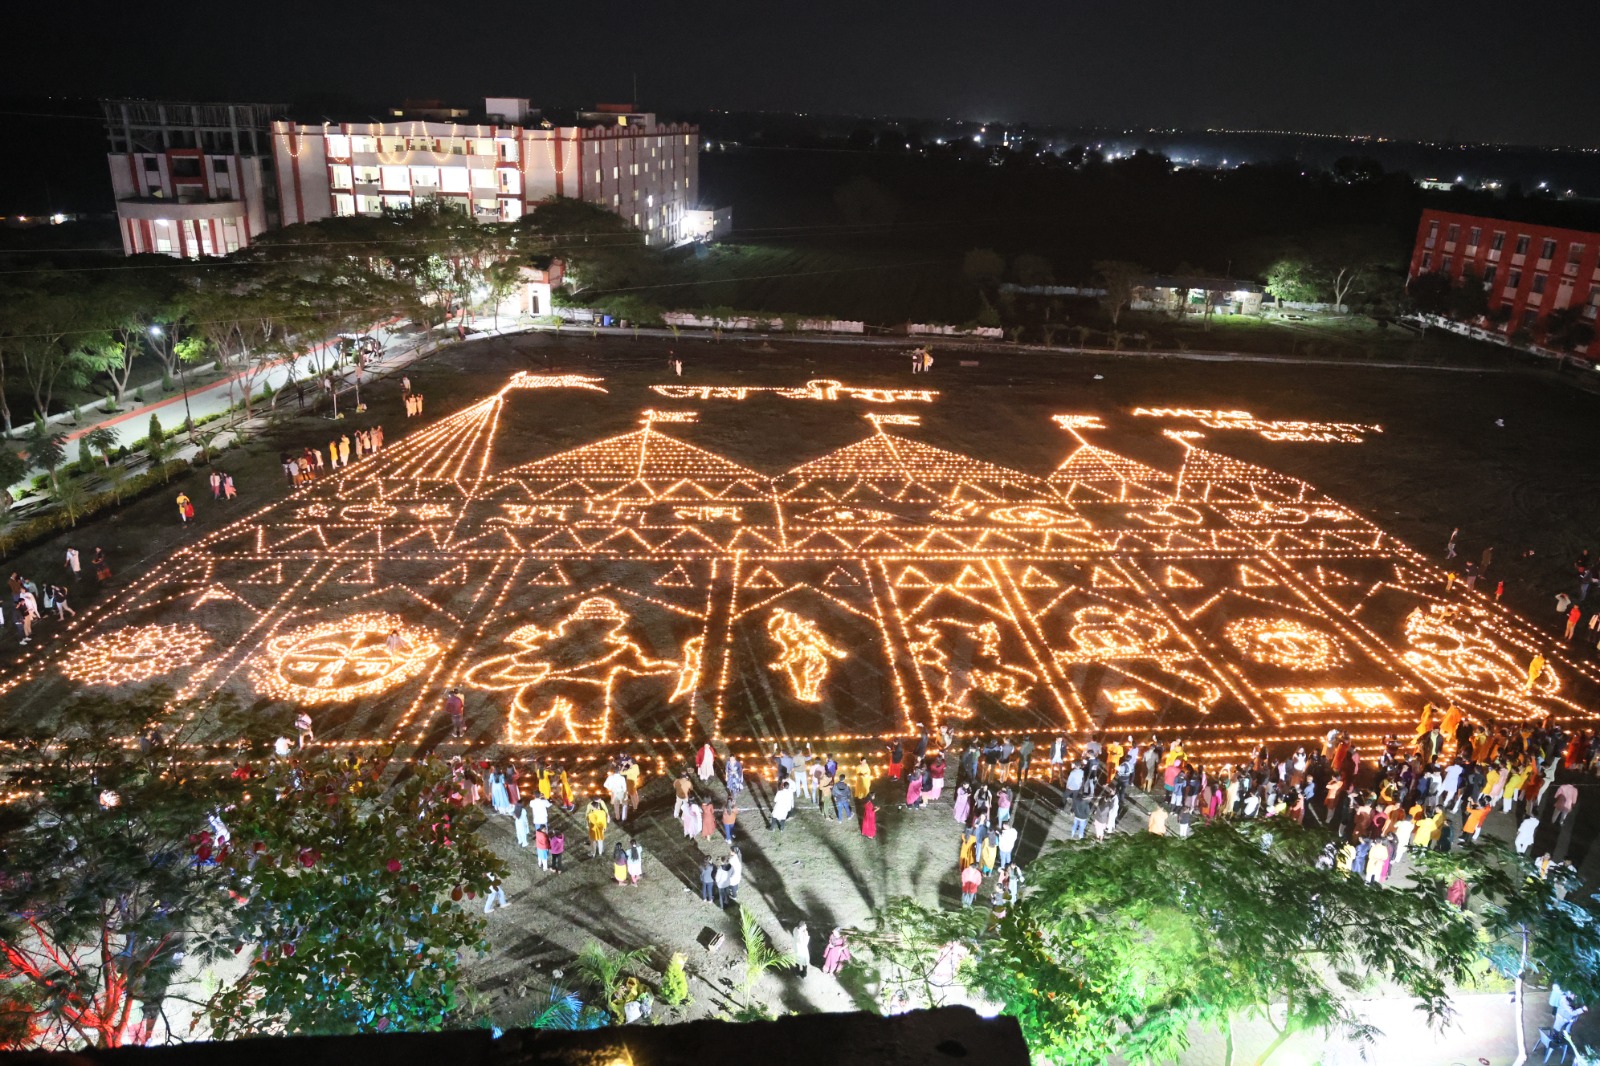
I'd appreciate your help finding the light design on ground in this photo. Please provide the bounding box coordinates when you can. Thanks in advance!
[8,375,1597,767]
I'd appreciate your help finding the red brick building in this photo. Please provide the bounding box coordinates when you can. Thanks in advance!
[1407,208,1600,358]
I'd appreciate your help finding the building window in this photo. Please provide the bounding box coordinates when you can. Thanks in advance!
[1515,235,1531,255]
[334,193,355,217]
[1446,224,1460,244]
[1570,243,1585,264]
[612,166,619,179]
[212,158,229,174]
[1532,274,1548,294]
[1468,226,1481,247]
[1483,264,1497,286]
[330,165,354,190]
[1508,269,1523,288]
[326,134,350,158]
[1541,238,1557,261]
[1522,309,1538,329]
[222,219,240,254]
[1491,231,1505,251]
[441,168,469,194]
[1425,220,1438,248]
[1441,255,1452,272]
[496,139,518,161]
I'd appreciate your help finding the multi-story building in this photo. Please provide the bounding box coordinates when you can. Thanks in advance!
[1408,208,1600,357]
[103,99,284,257]
[272,99,700,246]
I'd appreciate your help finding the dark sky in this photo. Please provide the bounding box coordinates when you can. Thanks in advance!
[11,0,1600,146]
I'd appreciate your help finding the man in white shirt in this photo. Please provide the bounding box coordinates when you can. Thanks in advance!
[528,794,551,831]
[771,780,795,832]
[64,547,81,582]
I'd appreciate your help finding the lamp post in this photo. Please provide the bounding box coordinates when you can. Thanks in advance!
[149,325,195,441]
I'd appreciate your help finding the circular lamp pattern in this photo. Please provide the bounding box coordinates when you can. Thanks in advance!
[1223,617,1346,671]
[251,612,442,703]
[62,623,212,686]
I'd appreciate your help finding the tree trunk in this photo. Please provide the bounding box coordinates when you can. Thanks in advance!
[1224,1017,1235,1066]
[1511,926,1529,1066]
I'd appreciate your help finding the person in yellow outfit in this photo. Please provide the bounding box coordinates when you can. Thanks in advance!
[536,766,553,800]
[1502,764,1529,813]
[1147,806,1168,835]
[1527,652,1546,692]
[1439,703,1462,741]
[959,830,977,870]
[339,435,352,466]
[1480,765,1501,804]
[852,758,873,798]
[979,835,999,875]
[1365,841,1388,883]
[1415,701,1436,737]
[586,798,609,857]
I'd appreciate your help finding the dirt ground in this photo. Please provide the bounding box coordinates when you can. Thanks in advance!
[6,330,1600,1039]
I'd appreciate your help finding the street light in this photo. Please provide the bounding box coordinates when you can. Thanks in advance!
[149,325,195,441]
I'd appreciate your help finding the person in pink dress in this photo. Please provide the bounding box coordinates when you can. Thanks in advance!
[952,783,971,824]
[861,795,878,838]
[822,928,852,974]
[926,754,946,801]
[906,773,925,809]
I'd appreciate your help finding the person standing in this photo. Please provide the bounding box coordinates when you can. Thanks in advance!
[822,928,851,974]
[725,753,745,802]
[721,802,738,842]
[1566,604,1582,641]
[587,799,609,857]
[482,874,508,913]
[1446,528,1458,559]
[626,839,643,885]
[699,858,716,902]
[831,777,854,823]
[294,711,314,749]
[1527,652,1547,692]
[998,822,1019,867]
[771,779,795,832]
[861,794,878,839]
[549,829,565,873]
[959,862,982,907]
[792,922,811,977]
[445,688,466,738]
[726,846,743,905]
[176,492,193,523]
[700,797,717,841]
[513,803,531,850]
[611,842,629,887]
[223,473,236,499]
[714,861,733,908]
[64,546,81,584]
[209,470,222,500]
[697,741,716,782]
[92,547,111,583]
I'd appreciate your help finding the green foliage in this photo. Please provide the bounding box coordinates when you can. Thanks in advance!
[53,476,89,526]
[133,386,145,404]
[574,942,650,1023]
[101,393,118,414]
[1094,260,1146,329]
[24,419,66,490]
[527,987,608,1030]
[147,413,163,445]
[82,426,117,466]
[961,248,1005,290]
[0,447,23,501]
[0,459,186,554]
[75,436,93,475]
[853,898,984,1012]
[0,690,244,1050]
[658,953,690,1007]
[738,908,793,1001]
[206,752,507,1038]
[515,197,658,296]
[1264,258,1322,304]
[956,821,1480,1066]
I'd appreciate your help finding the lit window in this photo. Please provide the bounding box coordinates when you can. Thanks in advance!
[327,134,351,158]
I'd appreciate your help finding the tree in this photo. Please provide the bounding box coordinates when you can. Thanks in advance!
[1417,842,1600,1066]
[1406,271,1454,316]
[1263,259,1321,305]
[0,691,242,1050]
[24,420,66,493]
[1544,306,1596,352]
[1094,260,1145,330]
[658,953,689,1007]
[833,176,901,228]
[206,752,507,1037]
[1011,254,1054,288]
[852,897,983,1012]
[962,249,1006,291]
[515,198,654,298]
[573,943,650,1023]
[81,427,118,468]
[738,908,793,1011]
[959,821,1479,1066]
[0,447,24,511]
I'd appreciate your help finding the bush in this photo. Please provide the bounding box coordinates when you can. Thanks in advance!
[0,459,190,556]
[134,386,145,403]
[101,393,118,414]
[76,438,93,475]
[659,953,689,1007]
[162,372,175,393]
[148,413,164,445]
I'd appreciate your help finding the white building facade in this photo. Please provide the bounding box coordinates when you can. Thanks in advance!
[272,101,699,246]
[103,100,282,258]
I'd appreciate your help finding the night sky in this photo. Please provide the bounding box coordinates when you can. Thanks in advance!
[9,0,1600,146]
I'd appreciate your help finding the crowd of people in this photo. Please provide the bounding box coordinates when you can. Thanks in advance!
[6,547,107,647]
[278,424,385,490]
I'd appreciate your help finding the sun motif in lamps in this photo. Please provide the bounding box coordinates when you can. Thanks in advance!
[251,612,442,703]
[61,623,212,686]
[1224,617,1346,672]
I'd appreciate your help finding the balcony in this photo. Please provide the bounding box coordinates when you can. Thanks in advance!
[117,197,244,222]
